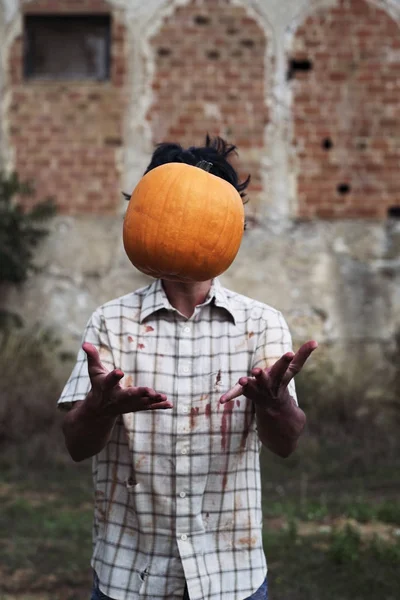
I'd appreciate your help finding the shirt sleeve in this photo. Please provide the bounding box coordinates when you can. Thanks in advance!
[252,310,298,405]
[57,309,115,411]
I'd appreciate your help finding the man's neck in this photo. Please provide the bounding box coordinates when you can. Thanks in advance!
[161,279,213,319]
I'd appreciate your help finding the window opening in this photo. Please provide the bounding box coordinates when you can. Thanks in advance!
[24,14,111,81]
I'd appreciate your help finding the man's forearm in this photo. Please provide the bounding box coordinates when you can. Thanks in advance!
[255,397,306,458]
[62,392,117,462]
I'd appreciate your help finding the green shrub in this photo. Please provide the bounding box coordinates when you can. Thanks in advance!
[0,171,56,285]
[0,326,74,468]
[293,346,400,478]
[329,524,362,564]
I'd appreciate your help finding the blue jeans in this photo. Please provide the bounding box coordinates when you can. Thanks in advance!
[183,578,268,599]
[91,573,268,599]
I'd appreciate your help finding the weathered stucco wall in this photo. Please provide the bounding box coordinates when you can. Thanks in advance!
[0,0,399,370]
[3,215,399,371]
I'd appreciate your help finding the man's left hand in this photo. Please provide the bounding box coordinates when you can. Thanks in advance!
[219,340,318,408]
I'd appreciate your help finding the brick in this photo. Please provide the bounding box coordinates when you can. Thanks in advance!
[293,0,400,220]
[147,0,268,196]
[23,0,111,15]
[6,0,399,221]
[6,7,126,215]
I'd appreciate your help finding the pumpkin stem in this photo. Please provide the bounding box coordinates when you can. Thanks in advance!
[196,160,213,173]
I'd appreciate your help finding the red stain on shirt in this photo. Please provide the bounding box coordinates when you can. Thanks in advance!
[95,501,107,523]
[190,407,200,430]
[137,343,145,350]
[205,403,211,418]
[135,455,146,469]
[240,404,253,452]
[144,325,154,333]
[215,370,221,386]
[234,494,242,511]
[237,535,257,548]
[248,332,255,339]
[106,461,119,520]
[236,399,241,408]
[99,344,108,360]
[221,400,234,452]
[128,336,134,343]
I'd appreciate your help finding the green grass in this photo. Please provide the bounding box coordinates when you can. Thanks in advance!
[0,461,399,599]
[264,524,400,600]
[0,463,93,596]
[0,499,92,567]
[262,497,400,526]
[259,440,400,525]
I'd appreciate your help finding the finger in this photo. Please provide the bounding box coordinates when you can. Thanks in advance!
[146,392,169,403]
[282,340,318,387]
[251,368,270,389]
[220,382,245,404]
[115,387,172,411]
[268,352,295,392]
[147,400,174,410]
[251,368,263,377]
[117,387,168,403]
[136,386,167,399]
[82,343,107,378]
[103,368,125,391]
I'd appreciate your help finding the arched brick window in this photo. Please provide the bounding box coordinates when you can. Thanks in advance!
[291,0,400,219]
[7,0,127,214]
[148,0,269,214]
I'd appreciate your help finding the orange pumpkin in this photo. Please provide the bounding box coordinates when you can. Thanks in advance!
[123,162,245,282]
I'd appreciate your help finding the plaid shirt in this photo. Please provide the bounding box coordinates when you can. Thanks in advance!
[58,278,296,600]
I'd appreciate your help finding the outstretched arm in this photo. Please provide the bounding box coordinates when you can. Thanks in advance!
[62,343,172,462]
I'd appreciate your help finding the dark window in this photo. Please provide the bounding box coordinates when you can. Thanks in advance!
[24,15,111,81]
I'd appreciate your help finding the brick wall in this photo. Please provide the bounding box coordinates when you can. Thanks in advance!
[7,0,127,214]
[291,0,400,219]
[5,0,400,220]
[148,0,269,214]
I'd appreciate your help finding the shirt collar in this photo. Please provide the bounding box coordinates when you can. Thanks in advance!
[139,277,236,324]
[139,278,171,323]
[210,277,236,324]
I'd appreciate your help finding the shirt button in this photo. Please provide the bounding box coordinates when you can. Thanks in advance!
[183,366,190,373]
[179,491,186,498]
[184,326,191,333]
[181,534,188,541]
[182,407,189,414]
[181,448,187,455]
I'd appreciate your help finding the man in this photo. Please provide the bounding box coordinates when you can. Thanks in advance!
[59,136,317,600]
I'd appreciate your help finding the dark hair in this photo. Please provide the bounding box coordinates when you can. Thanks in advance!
[122,135,250,203]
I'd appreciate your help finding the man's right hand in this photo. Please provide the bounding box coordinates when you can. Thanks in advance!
[83,342,173,417]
